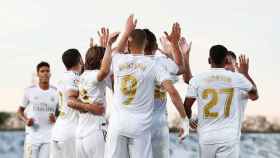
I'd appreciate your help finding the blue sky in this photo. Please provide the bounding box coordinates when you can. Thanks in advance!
[0,0,279,119]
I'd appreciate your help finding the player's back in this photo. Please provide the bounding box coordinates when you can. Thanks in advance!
[52,71,80,141]
[111,53,169,137]
[76,70,109,138]
[188,68,252,144]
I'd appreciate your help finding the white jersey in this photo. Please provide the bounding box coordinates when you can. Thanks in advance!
[76,70,111,138]
[237,90,249,137]
[52,71,80,141]
[21,85,58,144]
[110,53,171,137]
[152,52,179,113]
[186,68,253,144]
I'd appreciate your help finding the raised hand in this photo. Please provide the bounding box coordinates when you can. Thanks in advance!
[159,36,173,58]
[108,32,120,46]
[124,14,137,35]
[89,38,97,48]
[179,37,192,55]
[164,22,181,45]
[98,27,109,47]
[238,54,249,75]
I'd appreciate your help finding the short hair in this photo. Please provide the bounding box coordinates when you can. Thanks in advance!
[209,45,228,65]
[143,29,158,54]
[129,29,147,49]
[84,46,105,70]
[62,49,82,69]
[227,51,237,60]
[36,61,50,72]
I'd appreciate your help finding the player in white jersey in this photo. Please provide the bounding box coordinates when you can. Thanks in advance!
[143,27,190,158]
[105,15,190,158]
[76,30,119,158]
[18,62,59,158]
[51,49,104,158]
[184,45,259,158]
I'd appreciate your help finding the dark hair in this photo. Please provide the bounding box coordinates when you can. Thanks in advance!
[84,46,105,70]
[129,29,147,49]
[209,45,228,65]
[227,51,237,60]
[36,61,50,72]
[143,29,158,54]
[62,49,82,69]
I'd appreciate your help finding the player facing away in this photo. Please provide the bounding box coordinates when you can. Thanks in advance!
[143,26,188,158]
[51,49,103,158]
[17,62,59,158]
[184,45,258,158]
[76,30,118,158]
[105,15,189,158]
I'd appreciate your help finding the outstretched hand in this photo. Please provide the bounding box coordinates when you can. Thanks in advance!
[108,32,120,46]
[98,27,109,47]
[238,54,249,75]
[159,36,173,57]
[179,37,192,56]
[124,14,137,35]
[164,22,181,45]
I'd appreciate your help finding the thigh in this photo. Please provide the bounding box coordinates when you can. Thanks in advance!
[216,142,239,158]
[76,138,87,158]
[151,126,169,158]
[62,138,76,158]
[199,143,217,158]
[38,143,50,158]
[50,140,63,158]
[129,132,152,158]
[83,131,105,158]
[105,129,128,158]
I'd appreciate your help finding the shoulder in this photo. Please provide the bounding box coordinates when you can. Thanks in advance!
[24,85,37,92]
[49,85,58,91]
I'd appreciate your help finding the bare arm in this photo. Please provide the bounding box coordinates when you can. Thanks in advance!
[17,107,33,126]
[97,32,120,81]
[184,97,196,119]
[115,15,137,53]
[161,80,187,118]
[179,37,193,83]
[238,55,259,101]
[67,90,105,115]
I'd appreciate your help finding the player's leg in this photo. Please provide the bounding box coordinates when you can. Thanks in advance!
[129,132,152,158]
[61,138,76,158]
[76,138,87,158]
[151,125,170,158]
[216,141,239,158]
[82,130,106,158]
[24,142,40,158]
[50,140,63,158]
[199,143,217,158]
[105,128,128,158]
[38,143,50,158]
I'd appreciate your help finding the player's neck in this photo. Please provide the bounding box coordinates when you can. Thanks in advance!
[38,82,49,90]
[130,47,144,54]
[211,64,225,69]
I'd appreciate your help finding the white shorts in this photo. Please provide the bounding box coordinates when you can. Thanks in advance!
[151,125,169,158]
[76,130,106,158]
[50,138,76,158]
[199,141,240,158]
[24,142,50,158]
[105,128,152,158]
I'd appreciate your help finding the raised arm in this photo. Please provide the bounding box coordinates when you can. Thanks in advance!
[97,32,120,81]
[238,55,259,101]
[115,14,137,53]
[179,37,193,83]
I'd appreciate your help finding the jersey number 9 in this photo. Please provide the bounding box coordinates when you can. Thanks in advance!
[120,75,138,106]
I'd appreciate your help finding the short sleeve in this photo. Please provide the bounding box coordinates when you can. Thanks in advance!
[233,73,253,92]
[112,53,122,70]
[21,88,30,108]
[158,57,179,75]
[65,74,80,91]
[153,64,172,84]
[185,78,199,98]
